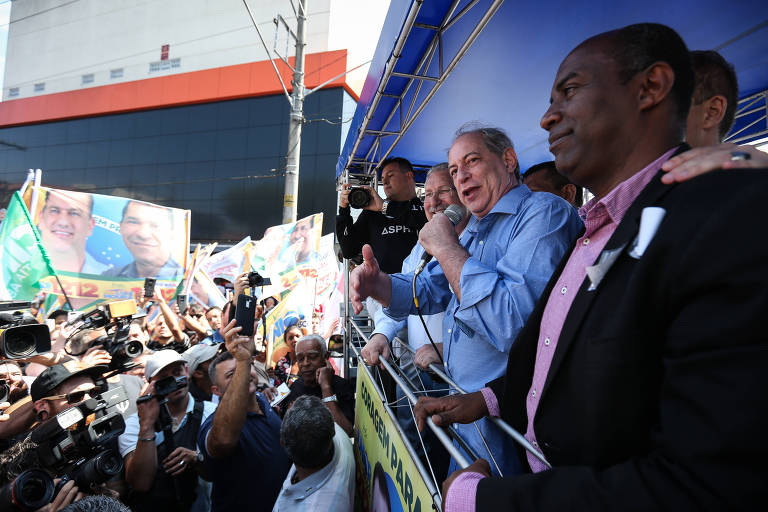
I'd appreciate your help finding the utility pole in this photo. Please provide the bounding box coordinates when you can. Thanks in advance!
[282,0,307,224]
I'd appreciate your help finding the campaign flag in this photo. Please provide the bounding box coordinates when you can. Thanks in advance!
[0,192,60,301]
[201,237,252,283]
[28,186,191,310]
[261,213,323,273]
[264,281,313,367]
[189,268,227,309]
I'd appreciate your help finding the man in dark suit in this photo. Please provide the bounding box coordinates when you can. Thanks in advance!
[414,23,768,511]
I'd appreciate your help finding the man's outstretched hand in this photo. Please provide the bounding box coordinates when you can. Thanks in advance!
[413,391,488,432]
[349,244,392,314]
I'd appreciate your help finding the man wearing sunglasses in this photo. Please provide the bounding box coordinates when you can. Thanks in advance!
[31,362,108,422]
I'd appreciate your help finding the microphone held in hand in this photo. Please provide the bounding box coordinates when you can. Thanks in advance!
[414,204,464,275]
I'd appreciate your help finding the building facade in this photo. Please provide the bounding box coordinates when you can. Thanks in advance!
[0,0,386,241]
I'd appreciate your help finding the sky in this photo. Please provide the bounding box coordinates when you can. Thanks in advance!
[0,0,10,95]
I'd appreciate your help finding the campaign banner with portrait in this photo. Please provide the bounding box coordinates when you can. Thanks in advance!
[28,186,190,310]
[264,281,314,366]
[261,213,323,275]
[354,367,434,512]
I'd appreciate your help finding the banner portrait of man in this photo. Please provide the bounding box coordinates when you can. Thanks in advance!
[101,199,184,279]
[36,189,107,275]
[29,187,190,310]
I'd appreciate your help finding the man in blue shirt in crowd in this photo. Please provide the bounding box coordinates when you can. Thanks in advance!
[198,320,291,512]
[351,124,582,476]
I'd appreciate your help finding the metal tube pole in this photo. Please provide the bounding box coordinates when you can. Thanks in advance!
[343,256,350,378]
[398,342,551,469]
[281,0,307,224]
[348,337,444,510]
[377,356,470,468]
[348,319,471,468]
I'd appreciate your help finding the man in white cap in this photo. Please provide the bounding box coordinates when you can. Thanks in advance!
[182,343,219,404]
[117,350,216,512]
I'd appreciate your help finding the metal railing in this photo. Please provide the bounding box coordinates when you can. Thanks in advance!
[396,340,551,469]
[345,323,446,510]
[346,311,555,511]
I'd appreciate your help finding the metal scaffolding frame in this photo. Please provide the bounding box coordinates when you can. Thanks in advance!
[725,88,768,144]
[343,0,505,175]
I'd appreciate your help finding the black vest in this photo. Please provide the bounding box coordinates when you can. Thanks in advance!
[128,399,204,512]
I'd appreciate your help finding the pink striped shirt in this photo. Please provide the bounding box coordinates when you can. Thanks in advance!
[524,148,674,472]
[446,148,676,512]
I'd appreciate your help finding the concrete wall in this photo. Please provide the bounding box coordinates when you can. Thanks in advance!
[3,0,387,100]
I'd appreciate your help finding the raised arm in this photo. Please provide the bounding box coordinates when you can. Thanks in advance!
[205,320,255,458]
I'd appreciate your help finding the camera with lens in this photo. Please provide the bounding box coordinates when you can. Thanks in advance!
[154,375,187,399]
[348,187,371,209]
[30,386,128,490]
[66,300,144,372]
[0,302,51,360]
[135,375,187,408]
[346,174,376,209]
[247,271,271,288]
[0,468,55,512]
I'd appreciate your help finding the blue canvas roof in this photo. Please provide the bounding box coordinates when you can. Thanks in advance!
[337,0,768,178]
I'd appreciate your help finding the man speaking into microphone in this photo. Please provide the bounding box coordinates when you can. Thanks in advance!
[351,124,582,476]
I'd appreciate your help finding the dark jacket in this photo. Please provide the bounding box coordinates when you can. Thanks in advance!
[478,166,768,510]
[336,197,427,274]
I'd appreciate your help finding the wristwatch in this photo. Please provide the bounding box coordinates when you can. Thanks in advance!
[381,200,390,215]
[322,394,338,403]
[196,451,204,464]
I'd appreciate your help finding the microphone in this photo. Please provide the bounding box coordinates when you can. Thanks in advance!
[414,204,464,275]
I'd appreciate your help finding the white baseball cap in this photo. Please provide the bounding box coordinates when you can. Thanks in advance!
[144,349,185,380]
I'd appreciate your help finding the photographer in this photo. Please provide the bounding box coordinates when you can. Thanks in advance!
[0,362,109,451]
[198,320,290,512]
[336,157,427,275]
[32,363,108,427]
[118,350,215,512]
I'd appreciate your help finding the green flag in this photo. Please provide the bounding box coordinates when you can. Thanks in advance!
[0,191,59,300]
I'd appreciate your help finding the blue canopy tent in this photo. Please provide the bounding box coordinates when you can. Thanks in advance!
[339,5,768,507]
[337,0,768,179]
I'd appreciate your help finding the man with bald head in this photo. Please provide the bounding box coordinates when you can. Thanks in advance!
[415,23,768,510]
[38,189,108,274]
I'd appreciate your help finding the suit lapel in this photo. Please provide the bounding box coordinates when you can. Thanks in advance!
[540,147,687,397]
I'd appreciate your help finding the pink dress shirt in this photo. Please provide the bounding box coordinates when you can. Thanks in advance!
[446,148,677,512]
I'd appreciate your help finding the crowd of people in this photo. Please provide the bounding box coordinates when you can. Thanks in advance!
[0,20,767,512]
[0,270,353,512]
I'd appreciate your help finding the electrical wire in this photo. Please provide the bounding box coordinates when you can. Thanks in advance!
[411,272,445,367]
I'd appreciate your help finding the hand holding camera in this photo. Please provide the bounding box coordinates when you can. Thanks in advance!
[136,381,160,429]
[340,183,385,211]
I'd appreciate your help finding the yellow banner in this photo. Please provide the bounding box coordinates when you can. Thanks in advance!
[354,368,433,512]
[38,272,180,309]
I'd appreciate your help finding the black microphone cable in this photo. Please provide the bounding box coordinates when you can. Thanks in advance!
[412,268,446,368]
[409,204,465,368]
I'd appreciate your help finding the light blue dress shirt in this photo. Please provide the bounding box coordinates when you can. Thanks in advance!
[384,185,582,475]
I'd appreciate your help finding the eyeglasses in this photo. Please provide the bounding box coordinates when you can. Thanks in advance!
[424,187,455,200]
[41,384,106,405]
